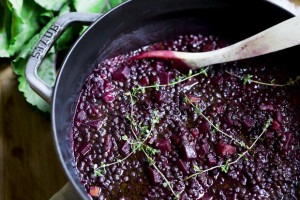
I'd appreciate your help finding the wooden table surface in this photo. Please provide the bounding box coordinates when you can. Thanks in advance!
[0,1,299,200]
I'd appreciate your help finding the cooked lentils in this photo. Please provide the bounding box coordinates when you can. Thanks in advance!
[72,33,300,200]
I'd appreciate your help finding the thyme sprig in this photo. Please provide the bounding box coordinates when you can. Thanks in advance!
[184,118,272,181]
[94,92,180,199]
[184,95,248,149]
[225,71,300,87]
[126,92,180,198]
[132,67,209,96]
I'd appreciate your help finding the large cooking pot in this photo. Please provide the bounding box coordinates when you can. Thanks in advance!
[25,0,296,199]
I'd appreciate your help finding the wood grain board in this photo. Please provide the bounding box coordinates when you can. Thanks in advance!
[0,64,67,200]
[0,1,299,200]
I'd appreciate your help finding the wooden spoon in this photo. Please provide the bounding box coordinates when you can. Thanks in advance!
[132,16,300,69]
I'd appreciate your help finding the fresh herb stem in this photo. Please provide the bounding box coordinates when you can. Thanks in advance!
[133,67,209,94]
[185,94,247,149]
[93,150,135,175]
[142,148,179,198]
[225,71,300,87]
[183,118,272,182]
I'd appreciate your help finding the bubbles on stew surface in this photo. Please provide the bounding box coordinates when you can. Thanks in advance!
[72,33,300,200]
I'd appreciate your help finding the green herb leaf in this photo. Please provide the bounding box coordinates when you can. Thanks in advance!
[184,96,188,103]
[271,79,275,84]
[154,81,159,91]
[34,0,68,11]
[240,142,246,148]
[122,135,128,141]
[221,159,230,173]
[175,192,181,199]
[243,74,253,85]
[193,165,201,172]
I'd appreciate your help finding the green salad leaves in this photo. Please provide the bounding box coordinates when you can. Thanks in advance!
[0,0,126,112]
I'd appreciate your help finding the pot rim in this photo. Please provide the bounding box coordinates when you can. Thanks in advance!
[50,1,296,199]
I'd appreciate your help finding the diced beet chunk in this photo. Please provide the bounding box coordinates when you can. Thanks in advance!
[150,75,160,85]
[86,119,104,129]
[217,142,235,157]
[183,144,197,161]
[241,116,256,129]
[272,120,280,130]
[159,72,172,84]
[199,142,210,155]
[275,111,283,124]
[177,159,189,175]
[211,76,223,86]
[155,91,166,103]
[104,135,112,154]
[155,139,171,152]
[104,82,115,92]
[89,186,101,197]
[215,102,226,114]
[120,141,131,155]
[283,132,293,151]
[147,166,161,184]
[190,128,199,138]
[198,121,210,133]
[264,130,274,140]
[113,66,130,80]
[103,92,115,103]
[259,104,274,111]
[78,142,92,156]
[222,112,233,127]
[186,94,201,103]
[139,76,149,86]
[207,153,217,166]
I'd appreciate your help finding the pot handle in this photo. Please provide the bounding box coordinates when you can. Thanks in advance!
[25,12,101,104]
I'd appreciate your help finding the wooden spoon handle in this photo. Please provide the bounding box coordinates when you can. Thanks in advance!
[177,16,300,69]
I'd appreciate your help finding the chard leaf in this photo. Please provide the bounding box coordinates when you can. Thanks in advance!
[7,0,40,56]
[15,53,55,112]
[12,4,71,112]
[109,0,125,7]
[33,0,68,11]
[73,0,107,13]
[0,0,11,57]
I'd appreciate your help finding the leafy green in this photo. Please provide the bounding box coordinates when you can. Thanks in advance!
[12,4,72,112]
[73,0,107,13]
[34,0,68,11]
[15,53,55,112]
[0,0,11,57]
[3,0,127,112]
[7,0,40,57]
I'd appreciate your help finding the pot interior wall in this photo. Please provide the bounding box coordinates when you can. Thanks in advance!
[52,0,294,199]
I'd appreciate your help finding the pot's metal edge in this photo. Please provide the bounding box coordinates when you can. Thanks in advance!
[267,0,299,16]
[50,1,297,200]
[50,1,132,200]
